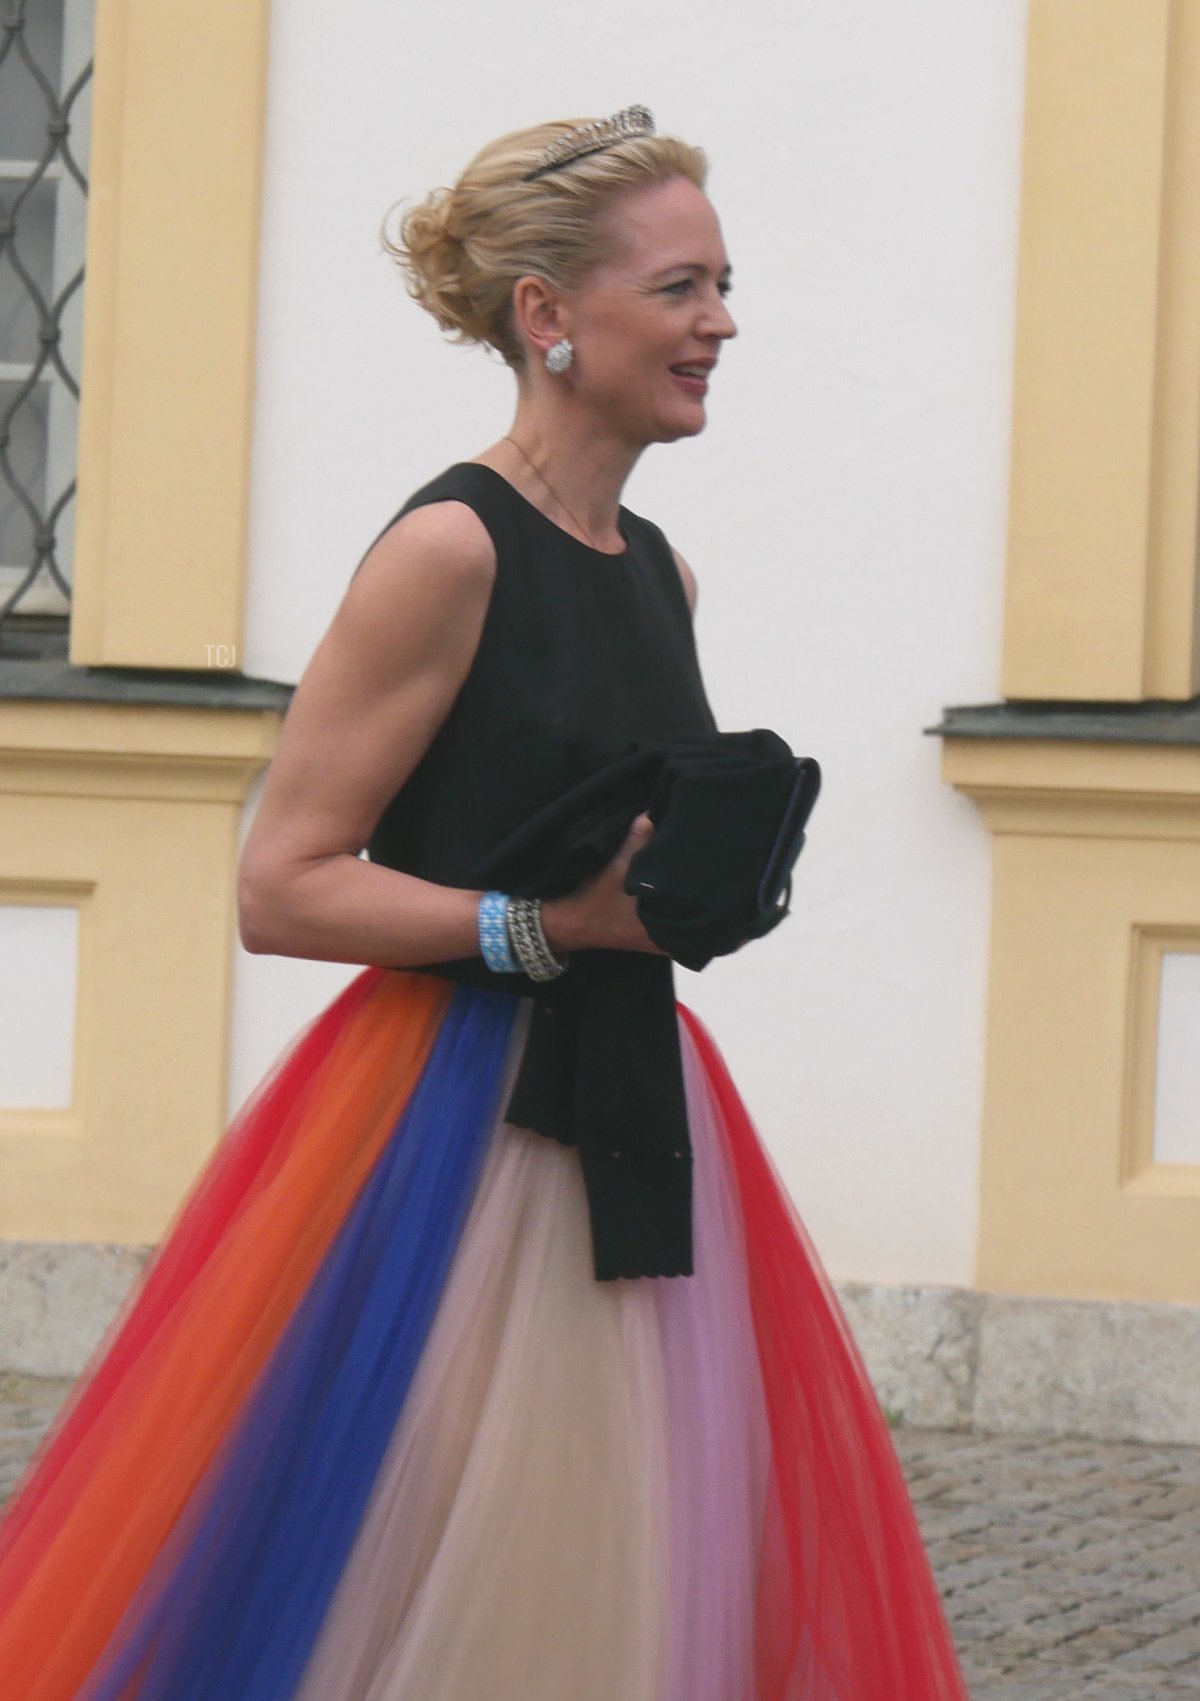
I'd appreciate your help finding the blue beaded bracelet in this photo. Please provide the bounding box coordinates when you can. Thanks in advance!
[478,889,519,973]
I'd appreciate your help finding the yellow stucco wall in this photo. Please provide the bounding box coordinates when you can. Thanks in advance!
[1003,0,1200,701]
[70,0,271,670]
[945,737,1200,1303]
[947,0,1200,1303]
[0,703,281,1241]
[0,0,279,1242]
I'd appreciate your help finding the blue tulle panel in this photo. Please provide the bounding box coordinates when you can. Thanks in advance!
[81,983,521,1701]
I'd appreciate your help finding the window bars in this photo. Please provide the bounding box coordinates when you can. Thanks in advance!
[0,0,93,655]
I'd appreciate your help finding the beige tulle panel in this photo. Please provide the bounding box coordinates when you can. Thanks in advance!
[294,1002,672,1701]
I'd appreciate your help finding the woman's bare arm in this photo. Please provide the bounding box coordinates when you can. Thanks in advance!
[238,501,502,966]
[238,502,665,967]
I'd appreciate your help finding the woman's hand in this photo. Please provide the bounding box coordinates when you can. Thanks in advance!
[540,814,668,956]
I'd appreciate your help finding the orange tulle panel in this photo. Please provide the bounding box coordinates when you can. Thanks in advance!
[0,967,450,1701]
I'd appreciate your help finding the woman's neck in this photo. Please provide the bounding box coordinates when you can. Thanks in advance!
[472,414,642,551]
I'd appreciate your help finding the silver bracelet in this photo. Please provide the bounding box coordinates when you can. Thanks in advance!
[507,897,568,981]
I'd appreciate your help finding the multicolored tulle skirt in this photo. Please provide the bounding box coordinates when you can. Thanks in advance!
[0,967,968,1700]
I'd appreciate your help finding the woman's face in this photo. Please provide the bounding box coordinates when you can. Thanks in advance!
[529,176,738,446]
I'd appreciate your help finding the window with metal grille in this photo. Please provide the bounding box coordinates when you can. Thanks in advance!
[0,0,93,652]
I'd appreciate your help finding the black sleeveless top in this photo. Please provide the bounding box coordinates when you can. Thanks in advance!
[363,462,719,883]
[359,462,723,1281]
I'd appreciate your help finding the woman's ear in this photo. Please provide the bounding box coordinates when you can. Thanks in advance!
[512,274,570,357]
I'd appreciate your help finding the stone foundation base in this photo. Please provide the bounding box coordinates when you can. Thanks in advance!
[0,1242,152,1380]
[838,1281,1200,1444]
[3,1243,1198,1445]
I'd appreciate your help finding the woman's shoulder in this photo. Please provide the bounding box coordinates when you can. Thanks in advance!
[349,464,501,588]
[396,460,518,544]
[339,506,495,681]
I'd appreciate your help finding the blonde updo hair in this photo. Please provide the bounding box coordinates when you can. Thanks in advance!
[383,116,708,371]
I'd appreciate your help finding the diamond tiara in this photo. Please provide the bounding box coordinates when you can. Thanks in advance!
[521,104,656,182]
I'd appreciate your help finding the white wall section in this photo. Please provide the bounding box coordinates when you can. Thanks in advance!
[230,1,1030,1287]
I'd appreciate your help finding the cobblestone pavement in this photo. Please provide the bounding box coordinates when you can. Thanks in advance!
[894,1426,1200,1698]
[2,1372,1199,1696]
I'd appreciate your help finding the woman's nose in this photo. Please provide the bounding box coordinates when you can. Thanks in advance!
[700,292,738,340]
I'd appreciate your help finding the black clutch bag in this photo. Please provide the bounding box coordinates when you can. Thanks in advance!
[622,734,823,970]
[749,754,822,933]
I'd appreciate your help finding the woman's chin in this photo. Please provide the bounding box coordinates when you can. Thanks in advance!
[631,401,709,447]
[661,410,708,443]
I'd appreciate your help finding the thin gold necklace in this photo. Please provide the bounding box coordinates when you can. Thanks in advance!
[501,435,619,554]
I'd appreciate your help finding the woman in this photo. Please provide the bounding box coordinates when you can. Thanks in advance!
[0,108,968,1700]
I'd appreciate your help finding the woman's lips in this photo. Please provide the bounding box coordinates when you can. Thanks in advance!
[671,371,708,395]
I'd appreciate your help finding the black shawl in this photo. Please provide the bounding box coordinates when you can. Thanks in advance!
[400,728,820,1281]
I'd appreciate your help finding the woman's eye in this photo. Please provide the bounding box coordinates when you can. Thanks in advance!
[664,279,734,297]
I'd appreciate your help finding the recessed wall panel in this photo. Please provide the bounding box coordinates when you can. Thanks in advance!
[0,903,78,1108]
[1153,950,1200,1166]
